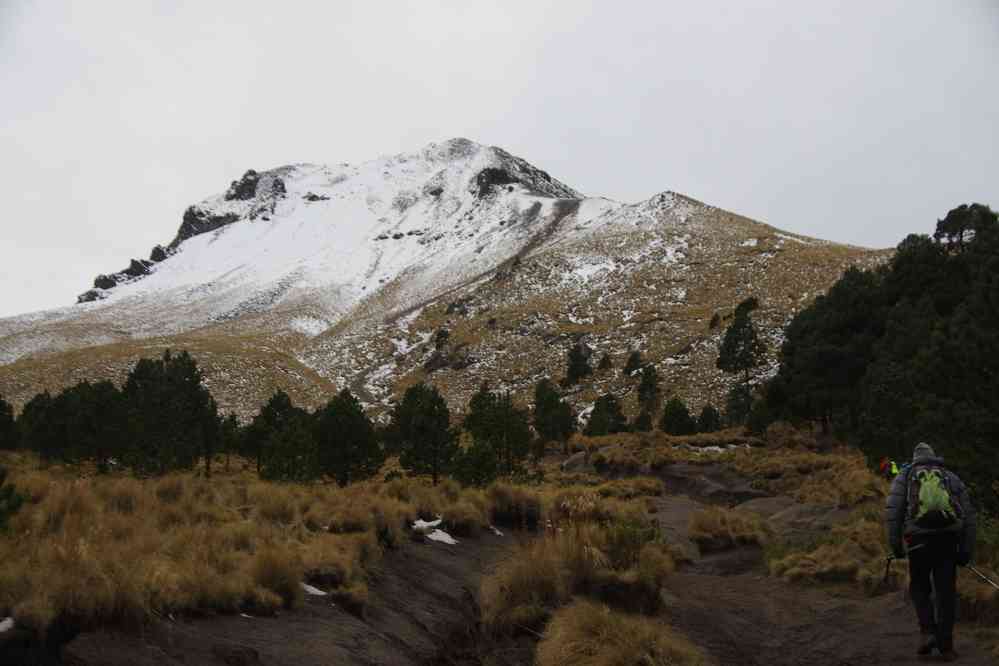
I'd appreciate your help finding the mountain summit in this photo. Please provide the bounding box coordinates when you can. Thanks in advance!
[0,140,886,418]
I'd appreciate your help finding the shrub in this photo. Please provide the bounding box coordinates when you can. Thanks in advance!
[536,600,709,666]
[251,548,303,609]
[688,507,767,552]
[488,483,542,530]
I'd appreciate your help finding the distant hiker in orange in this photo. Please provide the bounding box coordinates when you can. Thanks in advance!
[885,442,976,662]
[878,456,899,480]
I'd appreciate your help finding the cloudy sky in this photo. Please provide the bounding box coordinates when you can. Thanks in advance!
[1,1,996,318]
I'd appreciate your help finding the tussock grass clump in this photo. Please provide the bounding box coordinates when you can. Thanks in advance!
[547,489,645,527]
[768,518,889,590]
[536,600,709,666]
[688,507,768,552]
[479,519,671,634]
[251,547,304,609]
[487,483,542,530]
[595,477,665,499]
[728,448,883,507]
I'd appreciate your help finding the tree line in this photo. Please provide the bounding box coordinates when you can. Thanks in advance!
[759,203,999,510]
[0,318,761,485]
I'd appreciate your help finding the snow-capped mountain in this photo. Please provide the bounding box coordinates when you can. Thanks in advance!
[0,139,887,418]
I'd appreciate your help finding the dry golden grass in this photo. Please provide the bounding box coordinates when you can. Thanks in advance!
[768,518,888,589]
[535,600,710,666]
[0,453,536,636]
[479,502,671,636]
[727,447,885,507]
[688,507,769,552]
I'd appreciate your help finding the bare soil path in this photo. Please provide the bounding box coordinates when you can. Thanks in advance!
[650,464,993,665]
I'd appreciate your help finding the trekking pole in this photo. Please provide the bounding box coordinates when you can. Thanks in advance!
[882,556,893,586]
[965,564,999,592]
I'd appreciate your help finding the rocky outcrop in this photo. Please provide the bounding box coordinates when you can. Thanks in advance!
[225,170,286,202]
[171,207,240,249]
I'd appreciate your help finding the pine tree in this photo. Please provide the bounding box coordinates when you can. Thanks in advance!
[121,350,218,475]
[0,396,16,450]
[220,414,241,472]
[533,379,575,452]
[660,397,697,435]
[697,404,722,433]
[717,297,766,403]
[18,391,60,461]
[598,353,613,371]
[260,410,317,482]
[245,390,300,476]
[584,394,628,436]
[636,365,661,410]
[315,388,384,486]
[725,384,752,426]
[453,437,499,487]
[632,409,654,432]
[464,385,532,477]
[391,383,456,485]
[564,344,593,386]
[434,329,450,351]
[624,351,644,376]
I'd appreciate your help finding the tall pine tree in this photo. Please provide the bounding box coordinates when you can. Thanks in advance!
[390,384,456,485]
[315,388,383,486]
[533,379,575,452]
[716,297,766,423]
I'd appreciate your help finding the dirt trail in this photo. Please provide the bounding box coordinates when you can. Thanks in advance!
[61,533,511,666]
[651,468,993,665]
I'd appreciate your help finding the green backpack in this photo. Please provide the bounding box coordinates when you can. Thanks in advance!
[905,465,964,530]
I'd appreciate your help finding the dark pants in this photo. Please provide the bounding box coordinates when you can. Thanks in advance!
[908,535,959,651]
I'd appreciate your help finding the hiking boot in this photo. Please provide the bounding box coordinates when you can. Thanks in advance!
[939,648,959,662]
[916,633,937,656]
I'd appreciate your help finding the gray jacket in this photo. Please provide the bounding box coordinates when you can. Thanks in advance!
[884,453,976,559]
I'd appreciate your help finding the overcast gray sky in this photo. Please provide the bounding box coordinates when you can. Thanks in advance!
[1,1,997,318]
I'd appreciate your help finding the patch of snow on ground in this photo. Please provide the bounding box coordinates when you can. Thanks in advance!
[740,239,758,247]
[564,256,616,286]
[413,517,442,530]
[426,529,459,545]
[0,617,12,633]
[490,525,504,537]
[301,583,328,596]
[290,316,329,337]
[396,307,424,333]
[776,233,812,245]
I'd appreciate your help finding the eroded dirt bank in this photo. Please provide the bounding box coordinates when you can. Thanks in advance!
[59,533,510,666]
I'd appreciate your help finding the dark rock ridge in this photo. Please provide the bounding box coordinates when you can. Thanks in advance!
[225,170,286,201]
[77,168,290,303]
[171,207,241,249]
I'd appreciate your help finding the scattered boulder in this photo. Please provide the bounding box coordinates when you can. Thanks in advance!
[423,351,449,373]
[76,289,104,304]
[427,186,443,197]
[560,450,592,473]
[93,274,117,290]
[149,244,169,262]
[303,192,330,202]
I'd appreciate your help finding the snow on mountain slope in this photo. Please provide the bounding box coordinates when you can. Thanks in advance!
[0,139,596,363]
[0,139,888,418]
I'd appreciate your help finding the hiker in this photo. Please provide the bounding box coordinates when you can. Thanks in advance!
[885,442,976,661]
[878,457,900,480]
